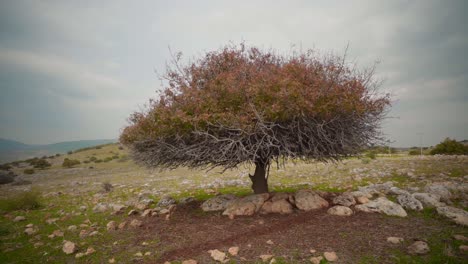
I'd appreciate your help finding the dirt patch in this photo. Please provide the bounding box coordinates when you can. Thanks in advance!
[127,202,465,263]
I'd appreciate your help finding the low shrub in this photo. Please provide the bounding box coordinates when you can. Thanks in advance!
[408,149,420,155]
[365,151,377,159]
[102,182,113,192]
[33,159,51,169]
[62,158,80,168]
[0,164,12,170]
[0,188,42,212]
[24,169,35,174]
[430,138,468,155]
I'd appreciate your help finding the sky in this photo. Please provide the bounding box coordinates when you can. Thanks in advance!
[0,0,467,147]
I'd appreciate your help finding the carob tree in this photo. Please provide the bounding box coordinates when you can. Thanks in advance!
[120,44,390,194]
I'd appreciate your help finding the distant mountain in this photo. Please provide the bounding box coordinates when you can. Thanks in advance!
[0,138,117,163]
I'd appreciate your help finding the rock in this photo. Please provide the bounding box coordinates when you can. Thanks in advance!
[266,239,274,245]
[180,197,197,205]
[89,231,99,236]
[75,253,85,258]
[407,241,430,255]
[142,209,154,217]
[118,221,127,230]
[52,230,64,237]
[460,245,468,252]
[309,249,317,253]
[355,197,407,217]
[25,223,34,228]
[259,254,274,262]
[106,221,117,231]
[294,190,329,211]
[157,196,176,207]
[387,237,404,244]
[79,230,88,238]
[159,208,170,214]
[425,184,451,202]
[350,191,372,199]
[86,247,96,255]
[310,256,323,264]
[332,193,356,207]
[412,193,444,208]
[181,260,197,264]
[62,241,77,254]
[327,205,353,216]
[228,246,239,256]
[93,203,109,213]
[436,206,468,226]
[108,258,115,263]
[208,249,227,262]
[0,171,15,184]
[260,199,293,214]
[201,194,237,212]
[127,209,138,216]
[453,234,468,241]
[356,196,370,204]
[223,193,269,217]
[134,252,143,257]
[111,204,127,214]
[358,182,393,195]
[79,205,87,211]
[135,203,149,210]
[397,193,423,211]
[24,227,36,235]
[130,219,142,228]
[46,218,59,224]
[388,187,409,195]
[323,251,338,261]
[13,216,26,222]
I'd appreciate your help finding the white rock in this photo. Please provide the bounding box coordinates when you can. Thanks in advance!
[355,197,407,217]
[387,237,404,244]
[223,193,269,217]
[310,256,323,264]
[106,221,117,231]
[332,193,356,207]
[295,190,329,211]
[397,193,423,211]
[182,260,198,264]
[62,241,77,255]
[130,219,142,228]
[323,251,338,261]
[259,254,273,262]
[24,227,36,235]
[208,249,227,262]
[201,194,237,212]
[412,193,444,208]
[228,246,239,256]
[13,216,26,222]
[425,184,451,202]
[407,241,430,255]
[436,206,468,226]
[327,205,353,216]
[260,199,293,214]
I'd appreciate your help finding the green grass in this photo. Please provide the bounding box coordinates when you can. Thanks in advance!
[0,188,42,212]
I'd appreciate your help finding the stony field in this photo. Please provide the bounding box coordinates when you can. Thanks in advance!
[0,144,467,263]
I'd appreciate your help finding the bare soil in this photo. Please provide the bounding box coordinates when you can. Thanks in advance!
[128,202,465,263]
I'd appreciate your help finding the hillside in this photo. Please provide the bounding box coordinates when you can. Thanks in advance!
[0,138,116,163]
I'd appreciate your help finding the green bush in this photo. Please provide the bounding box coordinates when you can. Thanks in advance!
[0,188,41,212]
[430,138,468,155]
[365,151,377,159]
[62,158,81,168]
[408,149,420,155]
[24,169,35,174]
[361,158,371,164]
[67,151,73,155]
[33,159,51,169]
[0,164,12,170]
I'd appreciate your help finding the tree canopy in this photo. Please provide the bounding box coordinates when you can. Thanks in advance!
[120,44,390,193]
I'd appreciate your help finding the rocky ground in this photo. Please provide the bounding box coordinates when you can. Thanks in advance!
[0,144,467,263]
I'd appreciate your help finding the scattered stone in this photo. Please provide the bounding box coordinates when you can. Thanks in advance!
[159,208,170,215]
[397,193,424,211]
[436,206,468,226]
[355,197,407,217]
[79,230,88,238]
[24,227,36,235]
[223,193,270,217]
[62,241,77,255]
[332,193,356,207]
[127,209,138,216]
[33,242,44,248]
[294,190,329,211]
[208,249,227,262]
[111,204,127,214]
[118,221,127,230]
[260,199,293,214]
[327,205,353,216]
[356,196,370,204]
[89,231,99,236]
[46,218,59,224]
[141,209,154,217]
[157,196,176,207]
[130,219,142,228]
[453,234,468,241]
[144,251,151,256]
[358,182,393,195]
[201,194,237,212]
[93,203,109,213]
[266,239,274,245]
[108,258,115,263]
[134,252,143,257]
[407,241,430,255]
[323,251,338,262]
[309,249,317,254]
[107,221,117,231]
[425,184,451,202]
[79,205,87,211]
[259,254,274,262]
[459,245,468,252]
[180,197,197,205]
[75,252,85,258]
[182,259,197,264]
[228,246,239,256]
[13,216,26,222]
[412,193,444,208]
[388,187,409,195]
[85,247,96,255]
[25,223,34,228]
[387,237,404,244]
[135,203,149,210]
[310,256,323,264]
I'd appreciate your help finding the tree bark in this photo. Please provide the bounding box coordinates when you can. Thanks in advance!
[249,161,269,194]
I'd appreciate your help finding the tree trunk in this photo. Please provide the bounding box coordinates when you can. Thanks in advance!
[249,161,269,194]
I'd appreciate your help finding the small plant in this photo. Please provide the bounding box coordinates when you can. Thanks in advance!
[102,182,113,192]
[408,149,420,155]
[0,164,12,170]
[361,158,371,164]
[0,188,42,212]
[24,169,35,174]
[33,159,51,169]
[365,151,377,159]
[67,151,73,155]
[62,158,81,168]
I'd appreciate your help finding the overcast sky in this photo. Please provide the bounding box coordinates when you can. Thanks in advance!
[0,0,467,147]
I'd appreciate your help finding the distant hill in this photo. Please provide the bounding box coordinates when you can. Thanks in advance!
[0,138,117,163]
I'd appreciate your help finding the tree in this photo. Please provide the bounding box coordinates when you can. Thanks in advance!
[120,44,390,194]
[430,138,467,155]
